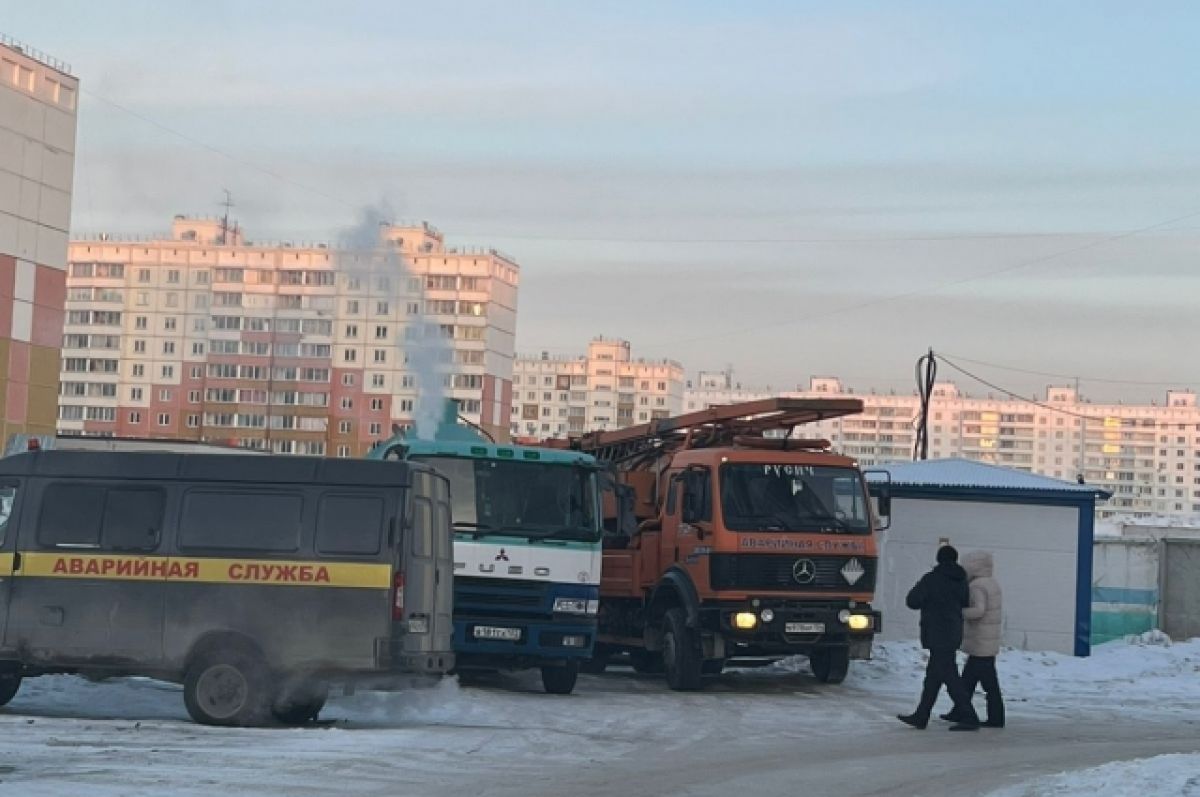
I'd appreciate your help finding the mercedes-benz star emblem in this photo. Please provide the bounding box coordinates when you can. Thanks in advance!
[792,558,817,584]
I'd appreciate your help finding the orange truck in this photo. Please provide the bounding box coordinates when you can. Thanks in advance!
[566,398,884,690]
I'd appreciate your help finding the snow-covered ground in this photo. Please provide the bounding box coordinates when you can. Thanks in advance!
[986,753,1200,796]
[1,634,1198,796]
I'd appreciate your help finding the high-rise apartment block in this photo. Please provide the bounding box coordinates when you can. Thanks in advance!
[686,371,1200,519]
[59,216,518,456]
[512,337,684,439]
[1,36,77,442]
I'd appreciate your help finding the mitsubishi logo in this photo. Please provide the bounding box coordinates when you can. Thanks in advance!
[792,558,817,585]
[494,549,510,562]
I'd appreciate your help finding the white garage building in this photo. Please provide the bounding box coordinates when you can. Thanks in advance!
[867,459,1110,656]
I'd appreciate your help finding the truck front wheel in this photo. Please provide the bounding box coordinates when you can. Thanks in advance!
[809,648,850,684]
[541,661,579,695]
[183,649,272,727]
[662,608,702,691]
[0,672,21,707]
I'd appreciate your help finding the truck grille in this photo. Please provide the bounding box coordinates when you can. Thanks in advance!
[454,577,546,616]
[709,554,877,592]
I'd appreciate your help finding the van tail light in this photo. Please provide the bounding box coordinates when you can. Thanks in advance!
[392,571,405,621]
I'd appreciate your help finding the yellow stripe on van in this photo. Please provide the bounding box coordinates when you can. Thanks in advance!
[17,552,391,589]
[0,552,13,577]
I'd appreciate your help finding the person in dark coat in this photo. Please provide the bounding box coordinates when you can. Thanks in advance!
[897,545,980,731]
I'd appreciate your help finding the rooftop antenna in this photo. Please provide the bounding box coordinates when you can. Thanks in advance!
[219,189,234,245]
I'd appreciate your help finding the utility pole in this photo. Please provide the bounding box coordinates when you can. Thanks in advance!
[1075,376,1085,482]
[219,189,234,245]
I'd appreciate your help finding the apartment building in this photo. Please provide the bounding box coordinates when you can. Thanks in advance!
[512,337,684,439]
[686,371,1200,519]
[0,36,78,442]
[59,215,518,456]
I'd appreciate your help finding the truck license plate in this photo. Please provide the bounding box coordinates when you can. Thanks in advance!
[785,622,825,634]
[473,625,521,641]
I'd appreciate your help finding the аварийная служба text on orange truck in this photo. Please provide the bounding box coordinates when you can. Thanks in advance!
[565,398,885,690]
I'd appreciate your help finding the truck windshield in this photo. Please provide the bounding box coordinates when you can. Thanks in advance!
[720,464,871,534]
[413,455,601,543]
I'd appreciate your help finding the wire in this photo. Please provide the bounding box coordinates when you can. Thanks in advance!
[81,89,356,212]
[913,350,937,460]
[936,355,1111,422]
[642,206,1200,351]
[935,351,1198,388]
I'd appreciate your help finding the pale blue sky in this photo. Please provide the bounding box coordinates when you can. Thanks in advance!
[4,1,1199,400]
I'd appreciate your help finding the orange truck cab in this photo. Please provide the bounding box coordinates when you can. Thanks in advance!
[571,398,883,690]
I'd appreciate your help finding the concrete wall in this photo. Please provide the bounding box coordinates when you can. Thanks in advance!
[1091,538,1159,644]
[878,497,1082,655]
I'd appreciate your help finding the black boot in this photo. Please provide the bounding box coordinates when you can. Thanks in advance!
[949,721,980,731]
[939,711,962,722]
[897,713,928,730]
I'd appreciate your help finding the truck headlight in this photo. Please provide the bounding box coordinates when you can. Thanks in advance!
[760,608,775,623]
[847,614,872,631]
[553,597,590,615]
[733,612,758,630]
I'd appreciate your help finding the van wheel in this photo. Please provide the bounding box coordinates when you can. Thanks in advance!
[184,649,271,727]
[0,672,22,707]
[662,608,702,691]
[809,648,850,684]
[541,662,579,695]
[272,680,329,725]
[629,650,664,674]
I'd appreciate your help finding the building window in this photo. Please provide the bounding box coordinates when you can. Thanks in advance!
[370,398,384,411]
[344,349,357,363]
[138,269,150,283]
[339,420,352,434]
[346,301,360,314]
[341,398,353,410]
[158,413,171,426]
[162,366,174,378]
[374,350,387,363]
[131,387,143,401]
[159,389,171,402]
[342,373,355,387]
[376,301,389,315]
[192,342,204,356]
[129,411,141,423]
[135,316,148,330]
[134,340,146,353]
[369,422,382,436]
[375,326,389,339]
[371,374,385,388]
[164,317,177,330]
[188,390,201,403]
[132,365,145,377]
[345,324,358,338]
[337,445,351,458]
[163,341,175,354]
[187,414,200,428]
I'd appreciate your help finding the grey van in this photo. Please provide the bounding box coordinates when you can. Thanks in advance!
[0,450,454,726]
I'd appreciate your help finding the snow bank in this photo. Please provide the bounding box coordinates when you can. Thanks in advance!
[985,753,1200,796]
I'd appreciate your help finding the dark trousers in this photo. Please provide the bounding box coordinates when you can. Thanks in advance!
[915,647,979,724]
[961,655,1005,726]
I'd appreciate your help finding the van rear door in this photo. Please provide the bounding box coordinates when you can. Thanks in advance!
[396,470,454,664]
[0,481,19,655]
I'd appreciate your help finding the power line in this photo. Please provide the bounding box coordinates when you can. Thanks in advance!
[81,89,356,212]
[936,351,1199,388]
[641,206,1200,351]
[935,355,1109,421]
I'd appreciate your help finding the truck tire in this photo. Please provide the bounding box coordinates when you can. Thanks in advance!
[272,679,329,725]
[540,662,579,695]
[629,650,664,674]
[0,672,21,707]
[810,648,850,684]
[662,608,702,691]
[183,648,272,727]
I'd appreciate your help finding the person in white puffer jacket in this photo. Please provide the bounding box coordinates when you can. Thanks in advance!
[942,550,1005,728]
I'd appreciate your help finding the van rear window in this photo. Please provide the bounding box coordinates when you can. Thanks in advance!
[316,495,385,556]
[180,491,302,552]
